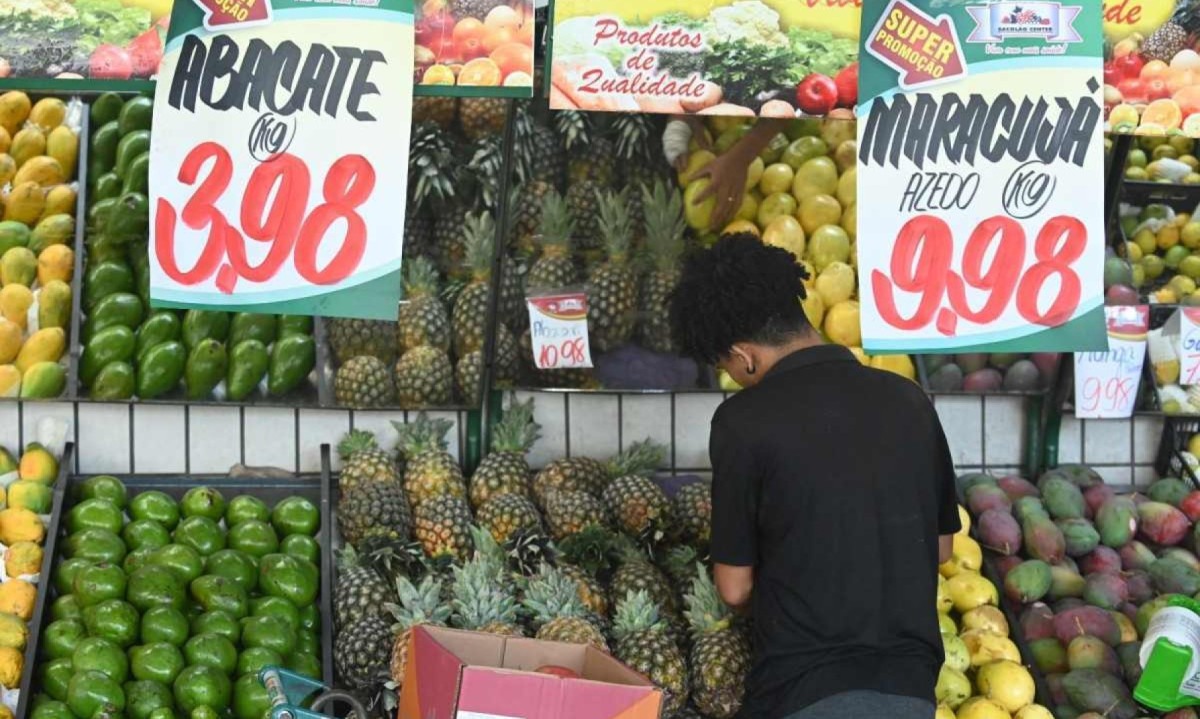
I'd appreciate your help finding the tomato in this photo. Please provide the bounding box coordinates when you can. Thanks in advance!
[1104,63,1121,87]
[1147,77,1171,100]
[1114,53,1144,80]
[1117,77,1148,104]
[126,25,163,77]
[90,45,134,80]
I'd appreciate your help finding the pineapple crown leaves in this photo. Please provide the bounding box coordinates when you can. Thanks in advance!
[554,110,597,153]
[337,428,381,461]
[393,413,454,457]
[522,562,589,625]
[538,189,575,253]
[468,524,510,581]
[612,113,658,162]
[463,211,497,280]
[451,554,521,631]
[466,136,510,211]
[606,438,666,480]
[641,180,687,271]
[385,575,452,632]
[402,255,442,299]
[408,121,464,212]
[489,396,541,455]
[594,187,634,263]
[505,527,555,578]
[659,544,700,580]
[612,589,667,640]
[683,563,733,637]
[556,525,618,578]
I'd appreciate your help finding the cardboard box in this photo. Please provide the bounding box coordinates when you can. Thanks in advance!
[398,626,663,719]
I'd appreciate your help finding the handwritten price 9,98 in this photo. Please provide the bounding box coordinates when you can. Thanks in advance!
[155,142,376,293]
[1080,375,1134,414]
[871,214,1086,336]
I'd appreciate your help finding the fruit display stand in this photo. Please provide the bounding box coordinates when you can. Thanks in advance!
[19,446,335,719]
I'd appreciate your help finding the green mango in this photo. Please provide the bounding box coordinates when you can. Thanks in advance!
[184,339,227,400]
[182,310,230,349]
[267,333,314,396]
[92,172,122,202]
[137,341,185,399]
[88,292,144,337]
[91,361,135,400]
[226,339,268,401]
[228,313,278,347]
[84,261,134,311]
[81,325,136,386]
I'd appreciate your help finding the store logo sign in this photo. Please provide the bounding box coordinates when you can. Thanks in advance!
[966,2,1084,43]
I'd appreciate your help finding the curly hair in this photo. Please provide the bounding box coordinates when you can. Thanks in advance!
[669,233,812,364]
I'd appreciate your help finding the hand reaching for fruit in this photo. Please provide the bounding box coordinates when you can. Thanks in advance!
[692,118,788,231]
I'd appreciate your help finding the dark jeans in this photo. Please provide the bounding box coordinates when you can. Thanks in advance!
[785,690,936,719]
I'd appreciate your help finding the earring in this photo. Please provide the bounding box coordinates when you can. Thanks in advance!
[746,363,756,376]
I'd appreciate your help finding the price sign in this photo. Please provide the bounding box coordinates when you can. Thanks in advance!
[1174,308,1200,386]
[1073,305,1148,419]
[148,0,413,320]
[856,0,1107,353]
[527,294,593,370]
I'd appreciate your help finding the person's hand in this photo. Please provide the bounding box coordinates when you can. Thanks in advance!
[692,151,750,232]
[684,115,712,150]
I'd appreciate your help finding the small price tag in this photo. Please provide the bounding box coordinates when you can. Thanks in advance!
[1180,308,1200,386]
[527,294,592,370]
[1073,305,1148,419]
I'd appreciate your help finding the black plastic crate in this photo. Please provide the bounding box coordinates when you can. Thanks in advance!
[1154,417,1200,489]
[17,445,334,719]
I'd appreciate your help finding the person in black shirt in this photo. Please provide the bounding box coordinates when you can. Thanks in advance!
[668,234,962,719]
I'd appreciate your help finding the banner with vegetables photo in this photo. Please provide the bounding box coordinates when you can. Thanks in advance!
[856,0,1108,353]
[0,0,168,89]
[546,0,860,116]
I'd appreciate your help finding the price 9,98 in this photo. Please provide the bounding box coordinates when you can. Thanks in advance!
[155,142,377,294]
[871,214,1087,337]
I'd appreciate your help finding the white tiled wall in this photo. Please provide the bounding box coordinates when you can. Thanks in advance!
[0,395,1168,483]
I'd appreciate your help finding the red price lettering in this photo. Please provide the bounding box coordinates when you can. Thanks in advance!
[1080,375,1133,413]
[537,337,587,369]
[155,144,376,293]
[872,214,1086,336]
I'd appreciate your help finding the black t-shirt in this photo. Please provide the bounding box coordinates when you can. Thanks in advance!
[709,345,961,719]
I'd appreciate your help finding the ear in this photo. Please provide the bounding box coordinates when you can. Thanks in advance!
[729,343,756,371]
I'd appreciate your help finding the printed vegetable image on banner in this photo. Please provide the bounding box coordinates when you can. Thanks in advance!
[1101,0,1200,136]
[413,0,535,97]
[547,0,861,116]
[147,0,413,319]
[0,0,170,89]
[856,0,1108,353]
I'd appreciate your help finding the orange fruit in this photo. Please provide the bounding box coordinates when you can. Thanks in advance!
[458,58,502,87]
[1144,99,1184,129]
[1177,85,1200,117]
[483,26,515,53]
[423,64,456,85]
[491,42,532,78]
[1169,68,1200,93]
[453,18,487,59]
[517,22,534,44]
[484,5,519,31]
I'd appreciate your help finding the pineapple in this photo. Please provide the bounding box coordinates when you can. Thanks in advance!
[533,455,608,506]
[1142,2,1200,62]
[449,553,524,636]
[395,346,454,408]
[684,567,751,719]
[334,614,393,690]
[544,489,609,541]
[514,180,554,252]
[328,319,397,365]
[334,355,396,409]
[412,96,457,129]
[452,211,497,357]
[523,563,610,652]
[394,415,466,508]
[468,397,539,508]
[460,98,508,141]
[453,0,510,21]
[556,110,616,186]
[601,440,670,542]
[638,181,687,353]
[408,121,462,214]
[338,429,402,491]
[612,590,690,716]
[476,493,543,546]
[387,575,452,686]
[559,562,610,617]
[566,179,604,253]
[397,257,451,354]
[610,537,684,638]
[338,478,413,547]
[334,545,398,630]
[524,189,578,293]
[528,123,566,189]
[433,202,474,279]
[457,325,520,403]
[587,189,639,352]
[671,481,712,548]
[404,209,436,260]
[413,493,475,562]
[659,544,702,589]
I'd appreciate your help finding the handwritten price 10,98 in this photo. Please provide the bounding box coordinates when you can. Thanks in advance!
[1079,375,1135,414]
[155,142,376,293]
[871,214,1086,336]
[538,337,588,369]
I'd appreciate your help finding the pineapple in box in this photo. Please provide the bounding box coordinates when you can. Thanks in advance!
[612,590,690,716]
[334,545,399,630]
[387,575,452,687]
[398,257,451,355]
[587,189,639,353]
[334,355,396,409]
[684,566,751,718]
[395,415,466,508]
[600,439,670,542]
[468,397,539,509]
[452,211,497,357]
[523,563,610,652]
[449,554,524,637]
[638,181,687,354]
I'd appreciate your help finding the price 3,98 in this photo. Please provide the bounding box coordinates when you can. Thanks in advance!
[871,214,1087,336]
[155,141,376,294]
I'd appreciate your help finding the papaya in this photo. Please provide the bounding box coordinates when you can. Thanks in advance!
[0,365,18,397]
[0,319,18,364]
[0,285,33,328]
[91,362,134,400]
[0,93,30,135]
[41,182,76,219]
[37,280,72,330]
[81,326,136,387]
[0,222,29,256]
[0,155,14,187]
[1095,497,1138,548]
[0,507,44,545]
[3,182,46,225]
[8,127,44,167]
[0,247,36,286]
[29,214,75,254]
[37,245,74,285]
[46,125,77,178]
[8,480,51,514]
[0,579,35,621]
[12,156,64,188]
[29,98,66,131]
[20,361,65,399]
[0,129,9,155]
[85,262,134,310]
[15,327,65,372]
